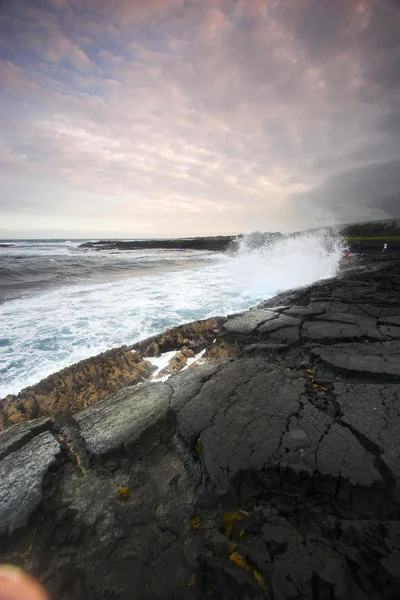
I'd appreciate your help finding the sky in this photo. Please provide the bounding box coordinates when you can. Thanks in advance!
[1,0,400,238]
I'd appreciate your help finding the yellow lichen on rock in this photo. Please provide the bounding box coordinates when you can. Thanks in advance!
[206,344,238,361]
[191,516,201,529]
[119,487,130,500]
[188,574,197,587]
[253,569,267,589]
[0,347,154,431]
[222,510,247,537]
[229,551,268,591]
[229,551,247,569]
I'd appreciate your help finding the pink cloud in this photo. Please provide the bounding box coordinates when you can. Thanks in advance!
[1,0,399,234]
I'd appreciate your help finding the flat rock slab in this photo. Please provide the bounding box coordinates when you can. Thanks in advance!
[258,314,301,334]
[75,383,172,456]
[0,416,51,460]
[379,324,400,339]
[303,320,384,343]
[0,432,60,534]
[284,306,326,317]
[334,382,400,488]
[173,360,383,504]
[222,309,278,334]
[379,315,400,326]
[311,341,400,380]
[315,422,380,487]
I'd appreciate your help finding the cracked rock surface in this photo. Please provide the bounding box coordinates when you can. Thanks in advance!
[1,255,400,599]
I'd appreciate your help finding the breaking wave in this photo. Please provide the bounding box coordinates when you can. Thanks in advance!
[0,230,345,396]
[230,229,345,297]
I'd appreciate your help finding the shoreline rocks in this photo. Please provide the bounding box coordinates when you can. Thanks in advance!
[80,236,237,252]
[1,254,400,598]
[0,318,225,431]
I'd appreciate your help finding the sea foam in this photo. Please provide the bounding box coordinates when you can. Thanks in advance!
[0,230,345,396]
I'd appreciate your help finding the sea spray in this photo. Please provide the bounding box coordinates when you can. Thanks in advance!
[230,228,346,297]
[0,229,345,396]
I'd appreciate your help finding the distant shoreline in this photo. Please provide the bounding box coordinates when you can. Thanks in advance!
[79,236,237,252]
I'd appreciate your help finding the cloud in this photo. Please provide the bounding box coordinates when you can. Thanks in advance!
[289,160,400,226]
[0,0,400,236]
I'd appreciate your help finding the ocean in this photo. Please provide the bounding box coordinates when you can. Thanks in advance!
[0,232,345,397]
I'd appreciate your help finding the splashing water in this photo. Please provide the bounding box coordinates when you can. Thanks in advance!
[230,229,345,297]
[0,230,345,396]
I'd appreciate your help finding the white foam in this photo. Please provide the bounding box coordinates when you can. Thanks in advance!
[147,350,177,381]
[182,348,207,370]
[147,348,208,382]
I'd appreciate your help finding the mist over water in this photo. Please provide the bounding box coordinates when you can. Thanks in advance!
[0,230,345,396]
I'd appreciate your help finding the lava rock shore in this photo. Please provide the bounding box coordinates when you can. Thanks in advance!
[1,252,400,599]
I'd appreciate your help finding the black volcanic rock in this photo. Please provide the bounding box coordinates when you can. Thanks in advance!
[80,236,237,252]
[1,254,400,598]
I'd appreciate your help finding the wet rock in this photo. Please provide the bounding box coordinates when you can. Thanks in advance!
[134,317,224,355]
[159,347,195,376]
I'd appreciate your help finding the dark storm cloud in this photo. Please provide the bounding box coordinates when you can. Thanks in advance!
[290,160,400,226]
[0,0,399,236]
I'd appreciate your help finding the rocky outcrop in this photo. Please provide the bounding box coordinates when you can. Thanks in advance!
[1,256,400,599]
[80,237,237,252]
[158,347,195,377]
[0,431,60,535]
[0,348,154,430]
[0,318,225,432]
[133,317,225,357]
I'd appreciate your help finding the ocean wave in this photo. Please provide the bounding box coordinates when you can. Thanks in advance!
[0,246,221,292]
[0,267,23,281]
[0,230,345,396]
